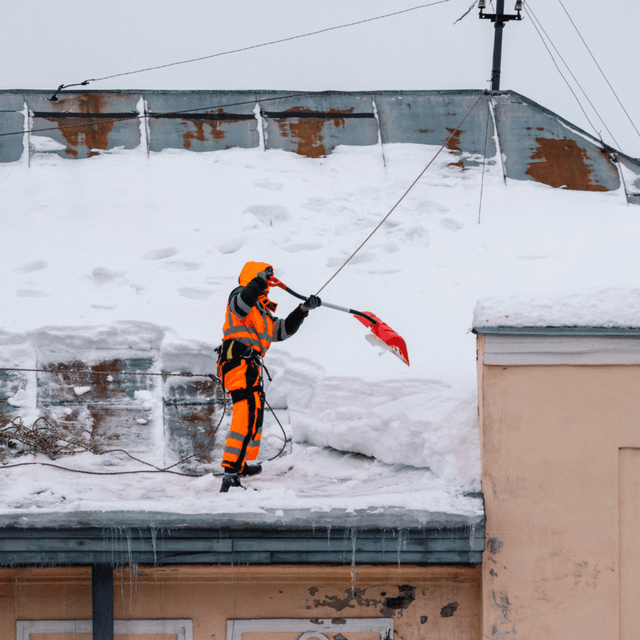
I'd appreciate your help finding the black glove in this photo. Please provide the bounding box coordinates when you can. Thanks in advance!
[302,295,321,310]
[256,266,274,283]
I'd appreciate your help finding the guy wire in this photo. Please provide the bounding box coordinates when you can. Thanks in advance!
[315,90,487,296]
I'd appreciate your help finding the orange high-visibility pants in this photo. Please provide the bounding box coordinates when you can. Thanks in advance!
[219,357,263,473]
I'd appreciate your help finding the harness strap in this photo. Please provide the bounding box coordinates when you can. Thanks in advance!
[230,385,264,404]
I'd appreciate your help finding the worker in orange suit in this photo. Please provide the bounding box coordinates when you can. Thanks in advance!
[217,261,320,492]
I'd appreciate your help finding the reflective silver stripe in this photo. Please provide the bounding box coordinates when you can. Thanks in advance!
[231,294,252,317]
[227,432,246,444]
[224,445,243,455]
[223,324,271,341]
[224,302,274,356]
[273,318,288,342]
[222,330,262,347]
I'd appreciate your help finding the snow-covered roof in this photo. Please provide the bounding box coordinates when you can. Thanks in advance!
[3,88,638,534]
[474,288,640,331]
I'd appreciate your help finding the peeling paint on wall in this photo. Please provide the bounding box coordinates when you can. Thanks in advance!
[487,538,503,555]
[440,601,459,617]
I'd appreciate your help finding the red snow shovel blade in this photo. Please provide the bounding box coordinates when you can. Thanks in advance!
[354,312,410,366]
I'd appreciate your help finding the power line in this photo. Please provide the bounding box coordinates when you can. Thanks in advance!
[524,3,601,142]
[52,0,452,94]
[557,0,640,144]
[0,91,318,139]
[526,2,619,149]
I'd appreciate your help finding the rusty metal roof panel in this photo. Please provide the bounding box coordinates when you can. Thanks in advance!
[0,112,24,163]
[145,91,258,115]
[147,91,260,152]
[493,91,620,192]
[27,91,141,114]
[261,92,378,158]
[373,90,496,166]
[27,92,141,160]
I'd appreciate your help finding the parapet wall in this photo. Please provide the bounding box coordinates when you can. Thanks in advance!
[2,89,639,200]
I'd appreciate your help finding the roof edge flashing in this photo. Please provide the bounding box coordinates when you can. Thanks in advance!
[474,326,640,336]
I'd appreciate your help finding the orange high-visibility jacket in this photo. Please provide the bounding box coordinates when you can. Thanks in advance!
[222,262,306,357]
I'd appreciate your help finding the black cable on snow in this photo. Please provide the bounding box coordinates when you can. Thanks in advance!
[0,364,288,476]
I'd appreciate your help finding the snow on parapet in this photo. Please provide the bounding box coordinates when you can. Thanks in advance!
[473,287,640,330]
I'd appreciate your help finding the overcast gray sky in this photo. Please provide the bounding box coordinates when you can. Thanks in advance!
[4,0,640,157]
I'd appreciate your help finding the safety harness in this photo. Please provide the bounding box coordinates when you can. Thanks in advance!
[216,339,271,404]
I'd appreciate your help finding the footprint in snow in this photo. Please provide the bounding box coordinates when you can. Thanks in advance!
[440,218,463,232]
[91,303,117,310]
[178,288,212,300]
[326,251,373,267]
[243,205,290,226]
[141,247,178,260]
[282,243,323,253]
[217,238,244,255]
[16,289,49,297]
[254,180,284,191]
[14,260,49,274]
[161,261,201,272]
[91,267,122,285]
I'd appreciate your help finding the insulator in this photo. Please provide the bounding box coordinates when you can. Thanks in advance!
[514,0,523,10]
[479,0,486,8]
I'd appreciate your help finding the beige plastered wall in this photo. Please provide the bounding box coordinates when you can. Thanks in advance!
[0,564,481,640]
[478,333,640,640]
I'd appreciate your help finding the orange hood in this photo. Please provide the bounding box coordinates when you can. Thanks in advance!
[238,261,273,288]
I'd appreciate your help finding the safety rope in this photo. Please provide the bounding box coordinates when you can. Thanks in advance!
[315,90,487,296]
[478,96,492,224]
[48,1,452,94]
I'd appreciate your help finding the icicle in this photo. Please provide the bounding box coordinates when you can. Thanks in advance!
[469,522,477,556]
[397,529,407,571]
[343,527,350,564]
[150,527,158,566]
[350,528,357,596]
[125,527,133,567]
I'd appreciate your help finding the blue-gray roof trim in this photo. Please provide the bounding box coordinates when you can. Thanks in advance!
[0,510,485,567]
[474,326,640,336]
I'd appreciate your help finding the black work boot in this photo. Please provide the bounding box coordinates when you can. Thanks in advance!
[240,463,262,477]
[219,472,242,493]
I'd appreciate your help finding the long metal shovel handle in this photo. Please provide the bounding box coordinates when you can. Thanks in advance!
[269,278,377,325]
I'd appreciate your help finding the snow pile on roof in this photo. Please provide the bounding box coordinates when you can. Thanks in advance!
[0,133,636,518]
[474,287,640,329]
